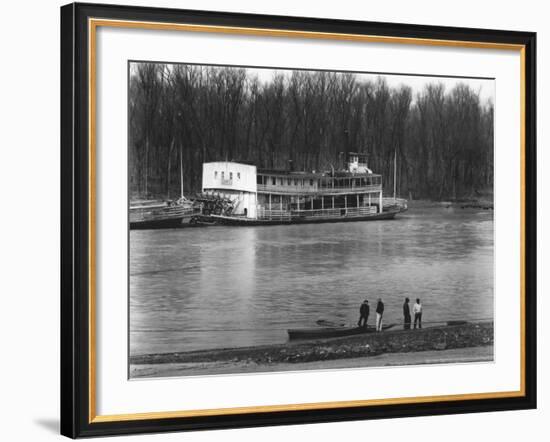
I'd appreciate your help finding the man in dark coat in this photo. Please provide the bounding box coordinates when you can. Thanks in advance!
[357,300,370,327]
[403,297,411,330]
[375,298,385,331]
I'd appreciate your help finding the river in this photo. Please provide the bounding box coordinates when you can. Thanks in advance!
[129,202,493,356]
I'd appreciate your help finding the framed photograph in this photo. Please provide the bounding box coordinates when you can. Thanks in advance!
[60,2,536,438]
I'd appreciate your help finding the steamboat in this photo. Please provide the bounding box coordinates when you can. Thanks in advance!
[202,152,407,226]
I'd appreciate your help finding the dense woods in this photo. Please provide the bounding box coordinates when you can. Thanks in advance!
[129,63,493,201]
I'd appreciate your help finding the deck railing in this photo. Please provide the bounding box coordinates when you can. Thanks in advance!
[256,184,381,194]
[258,206,378,220]
[257,209,292,220]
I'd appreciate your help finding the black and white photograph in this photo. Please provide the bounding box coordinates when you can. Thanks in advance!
[0,0,543,439]
[128,62,495,379]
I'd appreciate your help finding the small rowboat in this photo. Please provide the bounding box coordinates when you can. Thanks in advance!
[287,324,396,340]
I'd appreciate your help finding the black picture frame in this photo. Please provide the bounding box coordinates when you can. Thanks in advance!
[61,2,537,438]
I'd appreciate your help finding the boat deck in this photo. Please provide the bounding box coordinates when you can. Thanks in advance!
[211,208,400,226]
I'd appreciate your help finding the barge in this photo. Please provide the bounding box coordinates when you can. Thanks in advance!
[129,197,198,230]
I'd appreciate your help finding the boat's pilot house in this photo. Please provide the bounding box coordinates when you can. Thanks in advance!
[346,152,373,174]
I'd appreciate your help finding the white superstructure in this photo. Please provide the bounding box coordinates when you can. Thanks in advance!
[201,154,389,222]
[202,162,257,218]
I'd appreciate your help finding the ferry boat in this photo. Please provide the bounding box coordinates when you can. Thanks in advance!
[201,152,407,226]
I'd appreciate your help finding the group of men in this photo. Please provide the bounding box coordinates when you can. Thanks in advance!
[357,297,423,331]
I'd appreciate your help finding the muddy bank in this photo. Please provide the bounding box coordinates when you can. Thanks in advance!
[435,199,493,210]
[455,200,493,210]
[131,345,494,378]
[131,322,493,367]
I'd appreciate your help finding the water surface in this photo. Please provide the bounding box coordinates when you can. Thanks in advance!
[130,202,493,356]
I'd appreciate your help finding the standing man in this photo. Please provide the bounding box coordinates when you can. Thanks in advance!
[403,297,411,330]
[413,298,422,329]
[375,298,384,332]
[357,299,370,327]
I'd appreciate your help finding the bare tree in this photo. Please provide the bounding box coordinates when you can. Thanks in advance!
[129,64,494,201]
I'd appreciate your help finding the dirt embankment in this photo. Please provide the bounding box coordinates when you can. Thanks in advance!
[453,200,493,210]
[445,189,494,210]
[131,322,494,366]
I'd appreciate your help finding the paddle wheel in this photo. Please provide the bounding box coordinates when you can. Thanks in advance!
[193,193,235,216]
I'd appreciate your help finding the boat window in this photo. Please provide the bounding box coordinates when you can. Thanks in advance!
[221,171,225,179]
[294,179,298,186]
[215,171,218,179]
[287,178,291,185]
[309,179,314,186]
[230,172,233,180]
[237,172,241,180]
[272,177,276,185]
[257,175,263,184]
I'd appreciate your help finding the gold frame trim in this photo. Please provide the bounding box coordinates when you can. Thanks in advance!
[88,18,527,424]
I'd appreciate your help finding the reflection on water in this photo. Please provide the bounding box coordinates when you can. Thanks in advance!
[130,203,493,355]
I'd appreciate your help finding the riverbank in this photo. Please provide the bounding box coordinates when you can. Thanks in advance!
[130,322,493,378]
[446,199,493,210]
[438,189,494,210]
[131,345,493,378]
[409,198,493,210]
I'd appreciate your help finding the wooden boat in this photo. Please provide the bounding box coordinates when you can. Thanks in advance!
[129,198,197,230]
[287,324,396,340]
[130,146,201,230]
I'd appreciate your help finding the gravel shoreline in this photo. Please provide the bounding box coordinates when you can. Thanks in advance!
[130,322,493,377]
[131,345,493,378]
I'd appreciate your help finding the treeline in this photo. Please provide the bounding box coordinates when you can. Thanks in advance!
[129,63,493,200]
